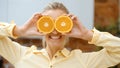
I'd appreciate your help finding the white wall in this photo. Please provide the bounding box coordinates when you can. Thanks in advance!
[0,0,94,29]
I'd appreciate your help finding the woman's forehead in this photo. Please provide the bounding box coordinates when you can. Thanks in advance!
[42,9,67,19]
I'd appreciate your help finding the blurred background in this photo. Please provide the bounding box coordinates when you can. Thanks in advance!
[0,0,120,68]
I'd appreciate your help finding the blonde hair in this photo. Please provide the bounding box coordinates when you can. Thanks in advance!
[43,2,69,14]
[42,2,69,48]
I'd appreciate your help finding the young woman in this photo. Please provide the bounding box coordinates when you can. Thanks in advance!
[0,2,120,68]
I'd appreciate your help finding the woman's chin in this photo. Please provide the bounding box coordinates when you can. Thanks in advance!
[52,44,62,47]
[48,43,63,47]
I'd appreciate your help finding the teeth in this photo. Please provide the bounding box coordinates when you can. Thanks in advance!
[50,36,61,39]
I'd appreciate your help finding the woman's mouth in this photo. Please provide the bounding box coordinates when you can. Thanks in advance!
[49,35,62,40]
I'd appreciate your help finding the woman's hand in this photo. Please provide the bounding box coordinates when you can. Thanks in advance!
[13,13,44,37]
[64,14,93,41]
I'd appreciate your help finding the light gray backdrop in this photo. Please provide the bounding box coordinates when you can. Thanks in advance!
[0,0,94,29]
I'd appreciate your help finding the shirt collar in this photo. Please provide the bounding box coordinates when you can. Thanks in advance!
[60,48,70,57]
[33,47,70,57]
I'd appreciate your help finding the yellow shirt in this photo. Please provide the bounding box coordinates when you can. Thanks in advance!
[0,22,120,68]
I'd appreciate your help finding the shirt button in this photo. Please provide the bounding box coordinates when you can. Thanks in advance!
[55,55,57,58]
[50,65,52,68]
[59,51,62,53]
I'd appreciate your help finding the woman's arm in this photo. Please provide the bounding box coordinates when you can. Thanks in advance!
[81,29,120,67]
[0,22,28,64]
[13,13,43,37]
[66,14,120,67]
[64,14,93,41]
[0,13,43,65]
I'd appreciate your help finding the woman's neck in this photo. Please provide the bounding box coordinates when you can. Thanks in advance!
[46,46,63,60]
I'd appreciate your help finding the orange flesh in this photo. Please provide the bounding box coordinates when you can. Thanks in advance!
[37,16,54,34]
[55,16,73,33]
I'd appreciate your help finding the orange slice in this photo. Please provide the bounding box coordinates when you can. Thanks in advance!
[55,16,73,33]
[37,16,54,34]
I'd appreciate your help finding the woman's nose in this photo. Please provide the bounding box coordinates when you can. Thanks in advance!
[51,29,58,34]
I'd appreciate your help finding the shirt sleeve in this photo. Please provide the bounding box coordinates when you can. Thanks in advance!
[81,28,120,67]
[0,22,28,64]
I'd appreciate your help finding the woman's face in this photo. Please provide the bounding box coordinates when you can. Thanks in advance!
[42,9,67,48]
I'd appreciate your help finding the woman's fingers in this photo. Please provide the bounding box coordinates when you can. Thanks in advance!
[33,13,42,22]
[24,13,42,26]
[19,13,44,36]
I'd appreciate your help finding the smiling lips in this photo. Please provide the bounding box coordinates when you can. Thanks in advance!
[49,35,62,40]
